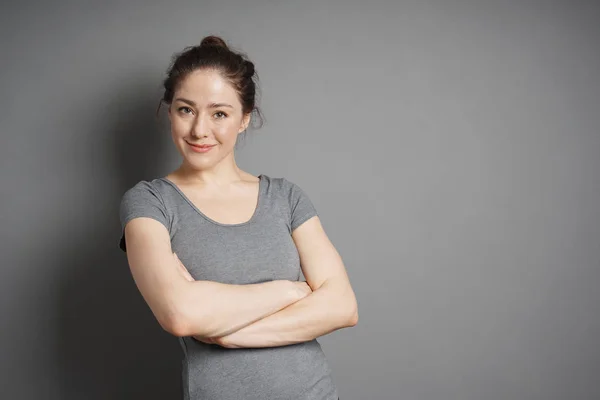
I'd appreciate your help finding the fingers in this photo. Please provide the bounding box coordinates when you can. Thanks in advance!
[193,335,215,344]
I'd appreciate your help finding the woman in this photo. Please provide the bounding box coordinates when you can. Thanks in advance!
[119,35,357,400]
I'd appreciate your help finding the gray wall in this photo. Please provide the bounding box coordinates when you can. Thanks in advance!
[1,1,599,399]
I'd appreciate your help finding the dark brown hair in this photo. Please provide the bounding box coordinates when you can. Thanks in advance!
[158,35,263,128]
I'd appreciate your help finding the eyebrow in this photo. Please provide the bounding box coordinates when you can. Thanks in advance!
[174,98,233,108]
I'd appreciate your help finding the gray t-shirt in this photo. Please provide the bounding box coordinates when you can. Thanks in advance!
[119,174,338,400]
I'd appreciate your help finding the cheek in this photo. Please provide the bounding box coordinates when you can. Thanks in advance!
[214,123,240,141]
[171,119,188,136]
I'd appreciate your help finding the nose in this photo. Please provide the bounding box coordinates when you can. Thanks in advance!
[191,114,210,138]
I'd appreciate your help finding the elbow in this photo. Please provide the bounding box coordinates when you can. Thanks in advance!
[159,301,215,338]
[346,304,359,327]
[330,283,358,328]
[157,294,195,337]
[339,295,358,328]
[345,288,359,327]
[348,308,359,327]
[158,309,190,337]
[346,289,359,327]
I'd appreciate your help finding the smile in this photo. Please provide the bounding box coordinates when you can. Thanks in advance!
[187,142,216,153]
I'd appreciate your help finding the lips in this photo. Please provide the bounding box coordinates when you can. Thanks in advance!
[186,142,216,153]
[187,143,216,148]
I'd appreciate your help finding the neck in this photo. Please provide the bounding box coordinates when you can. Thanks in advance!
[173,154,245,186]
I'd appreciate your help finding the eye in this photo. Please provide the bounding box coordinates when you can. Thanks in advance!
[178,106,193,115]
[214,111,228,119]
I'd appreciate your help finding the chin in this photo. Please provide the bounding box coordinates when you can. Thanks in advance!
[183,157,217,170]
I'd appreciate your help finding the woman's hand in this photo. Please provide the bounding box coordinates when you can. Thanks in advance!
[292,281,313,300]
[192,335,214,344]
[174,253,194,282]
[192,334,236,348]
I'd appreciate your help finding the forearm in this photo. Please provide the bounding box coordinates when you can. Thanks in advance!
[175,279,302,338]
[216,279,358,348]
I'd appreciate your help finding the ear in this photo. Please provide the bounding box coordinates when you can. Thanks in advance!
[238,113,251,133]
[167,104,172,121]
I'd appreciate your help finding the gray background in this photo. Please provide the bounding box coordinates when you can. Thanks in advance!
[1,1,599,399]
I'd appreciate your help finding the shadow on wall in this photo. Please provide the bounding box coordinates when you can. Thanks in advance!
[55,74,182,399]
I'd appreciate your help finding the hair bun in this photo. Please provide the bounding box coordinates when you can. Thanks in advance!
[200,35,229,50]
[243,60,255,78]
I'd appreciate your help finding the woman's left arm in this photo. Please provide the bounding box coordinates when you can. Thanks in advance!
[201,216,358,348]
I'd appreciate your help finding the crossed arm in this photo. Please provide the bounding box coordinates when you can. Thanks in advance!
[123,216,358,349]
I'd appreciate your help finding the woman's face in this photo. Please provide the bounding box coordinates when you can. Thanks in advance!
[168,69,250,171]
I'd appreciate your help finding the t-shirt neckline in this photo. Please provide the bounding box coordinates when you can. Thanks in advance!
[159,174,264,227]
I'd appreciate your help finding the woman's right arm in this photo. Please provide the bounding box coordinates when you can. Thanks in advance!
[123,217,310,338]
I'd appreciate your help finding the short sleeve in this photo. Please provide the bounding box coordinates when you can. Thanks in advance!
[286,179,318,232]
[119,181,170,252]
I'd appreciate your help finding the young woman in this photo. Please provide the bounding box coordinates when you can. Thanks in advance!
[119,35,357,400]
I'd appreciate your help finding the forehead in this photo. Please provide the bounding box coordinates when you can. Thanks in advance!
[175,69,240,106]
